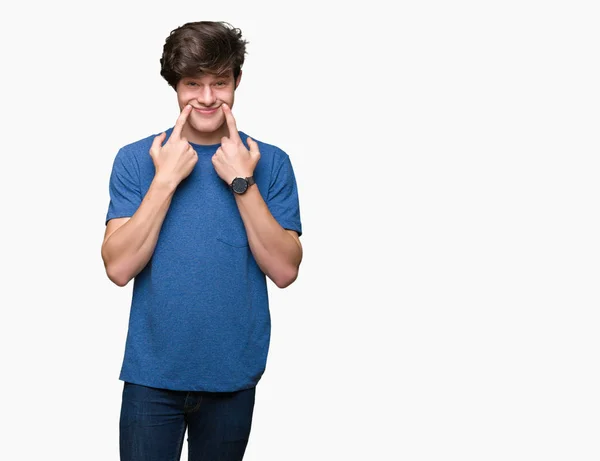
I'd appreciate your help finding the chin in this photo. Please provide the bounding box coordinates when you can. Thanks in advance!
[190,119,223,135]
[193,112,224,126]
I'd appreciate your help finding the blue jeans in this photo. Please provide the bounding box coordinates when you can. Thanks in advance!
[119,382,256,461]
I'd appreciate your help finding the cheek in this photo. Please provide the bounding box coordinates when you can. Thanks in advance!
[177,89,195,105]
[218,90,235,105]
[212,111,226,125]
[177,95,188,109]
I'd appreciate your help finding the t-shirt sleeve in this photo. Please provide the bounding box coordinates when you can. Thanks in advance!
[267,153,303,236]
[105,148,142,225]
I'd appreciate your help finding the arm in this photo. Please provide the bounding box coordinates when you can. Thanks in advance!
[233,185,302,288]
[212,103,303,288]
[101,105,197,287]
[101,179,177,286]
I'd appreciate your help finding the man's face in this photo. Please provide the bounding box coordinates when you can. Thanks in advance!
[175,70,241,143]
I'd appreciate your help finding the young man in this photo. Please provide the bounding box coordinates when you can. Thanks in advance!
[101,21,303,461]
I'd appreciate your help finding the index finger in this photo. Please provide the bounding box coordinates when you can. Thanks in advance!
[172,104,193,139]
[222,103,241,141]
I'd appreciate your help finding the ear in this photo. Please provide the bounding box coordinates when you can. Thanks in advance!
[235,70,242,89]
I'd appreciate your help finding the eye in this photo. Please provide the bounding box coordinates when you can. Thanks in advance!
[215,81,227,87]
[186,82,198,86]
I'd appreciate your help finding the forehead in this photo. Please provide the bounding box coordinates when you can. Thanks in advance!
[183,70,234,81]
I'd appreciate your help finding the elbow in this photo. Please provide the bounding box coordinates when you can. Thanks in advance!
[271,266,299,289]
[106,268,131,287]
[104,262,133,287]
[110,274,131,287]
[101,245,134,287]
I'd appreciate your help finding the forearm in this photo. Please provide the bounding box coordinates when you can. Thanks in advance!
[234,185,302,288]
[102,178,177,286]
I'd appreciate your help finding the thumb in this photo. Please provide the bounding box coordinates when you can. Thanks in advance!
[247,136,259,154]
[150,132,166,156]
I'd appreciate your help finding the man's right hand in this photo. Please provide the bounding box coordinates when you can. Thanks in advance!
[149,104,198,188]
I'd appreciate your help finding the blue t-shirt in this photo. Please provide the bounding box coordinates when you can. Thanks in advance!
[105,127,302,392]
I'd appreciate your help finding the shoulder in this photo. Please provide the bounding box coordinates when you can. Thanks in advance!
[240,131,291,174]
[117,130,164,157]
[240,132,288,159]
[113,129,170,171]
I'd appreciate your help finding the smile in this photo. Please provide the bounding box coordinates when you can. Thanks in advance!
[193,107,219,115]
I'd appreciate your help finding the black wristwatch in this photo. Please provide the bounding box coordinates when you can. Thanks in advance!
[230,176,255,194]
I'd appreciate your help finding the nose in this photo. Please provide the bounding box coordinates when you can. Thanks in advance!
[196,86,217,107]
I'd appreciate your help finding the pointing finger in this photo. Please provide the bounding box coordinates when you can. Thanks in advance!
[172,104,193,139]
[221,103,241,141]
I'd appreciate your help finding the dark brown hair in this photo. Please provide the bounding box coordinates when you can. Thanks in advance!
[160,21,248,89]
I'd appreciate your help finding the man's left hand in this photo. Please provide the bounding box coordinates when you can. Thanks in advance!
[212,103,261,184]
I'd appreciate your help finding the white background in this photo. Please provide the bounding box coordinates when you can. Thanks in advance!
[1,1,599,460]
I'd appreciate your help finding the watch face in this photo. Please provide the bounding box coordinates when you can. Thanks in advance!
[231,177,248,194]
